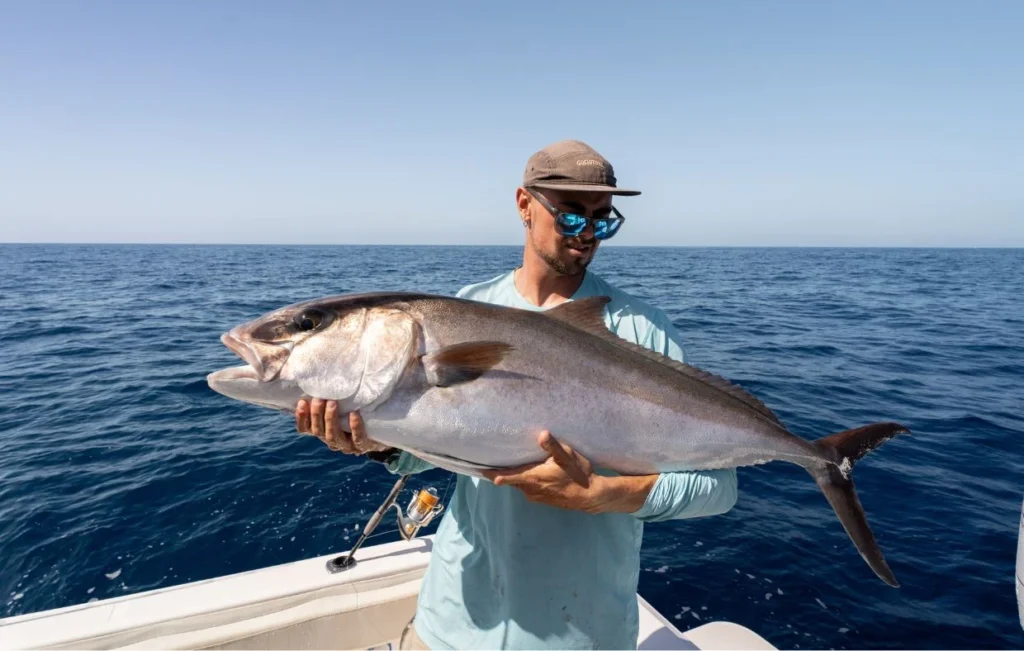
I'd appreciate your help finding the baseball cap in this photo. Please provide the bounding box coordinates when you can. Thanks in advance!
[523,139,641,196]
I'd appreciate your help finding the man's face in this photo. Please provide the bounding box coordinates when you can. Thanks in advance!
[519,187,614,276]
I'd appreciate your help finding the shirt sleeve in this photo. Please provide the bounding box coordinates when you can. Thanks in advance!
[632,467,738,522]
[631,310,739,522]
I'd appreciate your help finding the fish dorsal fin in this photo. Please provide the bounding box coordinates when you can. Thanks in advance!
[543,296,613,335]
[670,359,782,427]
[542,296,783,427]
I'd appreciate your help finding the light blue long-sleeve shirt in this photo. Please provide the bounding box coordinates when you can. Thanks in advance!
[385,269,738,649]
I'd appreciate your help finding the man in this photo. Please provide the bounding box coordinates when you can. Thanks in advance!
[295,140,738,649]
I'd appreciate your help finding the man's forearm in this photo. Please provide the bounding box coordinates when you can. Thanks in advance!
[592,474,659,514]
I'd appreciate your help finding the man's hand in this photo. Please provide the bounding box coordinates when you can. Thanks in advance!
[295,398,391,455]
[483,431,658,515]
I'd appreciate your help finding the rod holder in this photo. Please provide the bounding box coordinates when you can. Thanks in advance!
[327,477,445,574]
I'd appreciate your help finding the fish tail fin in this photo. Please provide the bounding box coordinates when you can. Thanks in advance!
[810,422,909,588]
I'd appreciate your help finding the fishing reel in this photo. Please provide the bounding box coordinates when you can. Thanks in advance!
[327,476,445,573]
[395,486,445,541]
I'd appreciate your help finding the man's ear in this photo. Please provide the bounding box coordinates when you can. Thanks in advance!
[515,186,531,223]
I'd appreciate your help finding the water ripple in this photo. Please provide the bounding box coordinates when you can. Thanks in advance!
[0,244,1022,649]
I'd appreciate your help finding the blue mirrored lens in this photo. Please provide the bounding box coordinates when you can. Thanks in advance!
[556,214,623,239]
[557,213,588,235]
[594,219,621,240]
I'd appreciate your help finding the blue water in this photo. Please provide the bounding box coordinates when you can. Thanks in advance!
[1,244,1022,649]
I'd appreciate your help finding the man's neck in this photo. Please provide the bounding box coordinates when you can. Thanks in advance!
[514,252,586,309]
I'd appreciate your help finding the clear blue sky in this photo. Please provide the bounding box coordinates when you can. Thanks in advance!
[1,1,1021,246]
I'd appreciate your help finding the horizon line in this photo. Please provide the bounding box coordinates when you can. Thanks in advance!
[1,241,1022,250]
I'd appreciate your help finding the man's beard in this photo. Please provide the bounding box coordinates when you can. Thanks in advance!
[537,238,594,276]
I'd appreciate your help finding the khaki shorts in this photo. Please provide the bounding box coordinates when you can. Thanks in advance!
[398,618,430,650]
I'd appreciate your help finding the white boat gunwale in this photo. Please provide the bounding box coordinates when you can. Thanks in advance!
[0,535,776,650]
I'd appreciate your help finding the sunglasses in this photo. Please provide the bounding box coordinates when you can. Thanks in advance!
[526,188,626,240]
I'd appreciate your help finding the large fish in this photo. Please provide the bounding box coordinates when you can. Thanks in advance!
[207,292,908,586]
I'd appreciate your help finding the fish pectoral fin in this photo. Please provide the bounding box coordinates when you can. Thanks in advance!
[421,341,513,387]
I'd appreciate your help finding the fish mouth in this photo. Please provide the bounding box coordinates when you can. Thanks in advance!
[220,331,293,382]
[207,365,303,412]
[208,365,260,382]
[221,332,263,376]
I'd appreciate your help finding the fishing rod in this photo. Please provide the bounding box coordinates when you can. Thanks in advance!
[327,475,445,573]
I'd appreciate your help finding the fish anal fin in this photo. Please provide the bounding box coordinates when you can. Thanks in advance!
[422,341,513,387]
[406,448,511,479]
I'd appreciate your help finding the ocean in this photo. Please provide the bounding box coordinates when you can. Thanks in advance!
[1,244,1022,649]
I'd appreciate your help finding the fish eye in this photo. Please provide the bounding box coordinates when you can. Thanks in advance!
[294,309,325,332]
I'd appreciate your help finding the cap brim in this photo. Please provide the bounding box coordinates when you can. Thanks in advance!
[528,181,641,196]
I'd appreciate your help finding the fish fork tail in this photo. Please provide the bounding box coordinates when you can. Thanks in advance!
[810,422,909,588]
